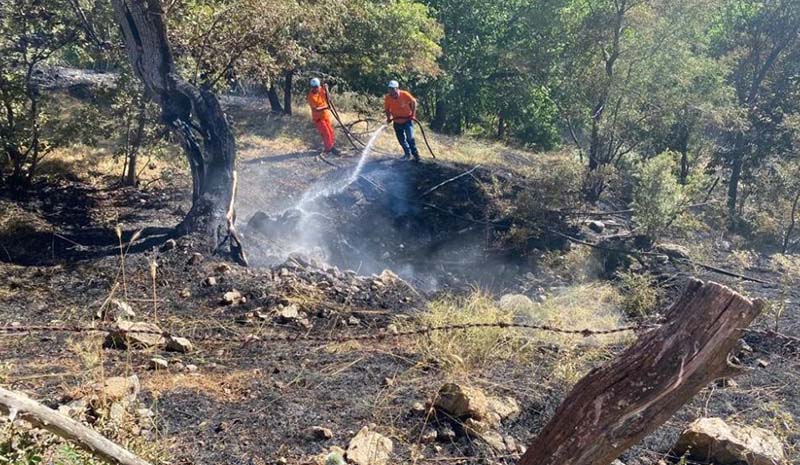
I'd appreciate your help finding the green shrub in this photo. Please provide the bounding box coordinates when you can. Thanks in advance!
[616,270,661,318]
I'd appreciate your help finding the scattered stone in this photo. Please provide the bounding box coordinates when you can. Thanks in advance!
[185,364,199,373]
[57,398,88,418]
[160,239,177,252]
[655,243,691,260]
[107,402,127,423]
[310,426,334,440]
[275,304,300,323]
[674,417,786,465]
[411,402,427,415]
[757,359,769,368]
[222,290,243,305]
[95,375,140,404]
[204,276,217,287]
[588,220,605,233]
[104,321,165,349]
[215,263,232,273]
[437,424,456,442]
[346,426,394,465]
[98,299,136,321]
[166,336,194,353]
[187,253,204,265]
[487,396,521,423]
[348,316,361,326]
[434,383,490,421]
[386,324,399,335]
[420,428,438,443]
[611,460,626,465]
[179,288,191,298]
[498,294,533,312]
[149,357,168,370]
[715,378,739,389]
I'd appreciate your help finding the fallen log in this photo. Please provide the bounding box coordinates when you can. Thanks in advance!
[517,279,764,465]
[0,386,152,465]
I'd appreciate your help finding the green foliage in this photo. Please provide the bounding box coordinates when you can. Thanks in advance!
[616,270,661,318]
[631,151,701,239]
[0,0,82,186]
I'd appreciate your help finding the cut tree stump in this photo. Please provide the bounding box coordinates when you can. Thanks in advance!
[517,279,764,465]
[0,386,152,465]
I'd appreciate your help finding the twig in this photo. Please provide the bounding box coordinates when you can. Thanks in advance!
[419,165,480,198]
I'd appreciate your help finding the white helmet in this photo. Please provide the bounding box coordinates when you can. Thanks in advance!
[310,77,321,87]
[387,80,399,89]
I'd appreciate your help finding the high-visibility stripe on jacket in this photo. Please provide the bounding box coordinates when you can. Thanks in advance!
[384,90,416,124]
[308,87,331,122]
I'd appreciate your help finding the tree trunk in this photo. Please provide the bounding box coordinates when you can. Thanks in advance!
[266,81,283,113]
[727,134,745,230]
[0,386,152,465]
[431,98,446,132]
[111,0,246,265]
[123,99,147,187]
[283,69,294,116]
[497,112,506,139]
[517,279,763,465]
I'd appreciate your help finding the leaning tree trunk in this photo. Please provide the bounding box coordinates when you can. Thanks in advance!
[110,0,246,265]
[517,279,763,465]
[283,69,294,116]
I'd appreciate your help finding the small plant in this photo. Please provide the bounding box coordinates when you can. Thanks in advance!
[616,270,661,318]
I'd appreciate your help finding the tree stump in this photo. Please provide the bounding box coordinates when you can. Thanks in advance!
[518,279,764,465]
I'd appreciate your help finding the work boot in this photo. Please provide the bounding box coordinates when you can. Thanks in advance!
[412,150,421,162]
[400,153,411,160]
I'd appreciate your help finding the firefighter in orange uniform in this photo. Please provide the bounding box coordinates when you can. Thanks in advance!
[308,78,339,155]
[384,80,420,161]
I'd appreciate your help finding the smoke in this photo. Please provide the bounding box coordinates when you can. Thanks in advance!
[236,126,527,291]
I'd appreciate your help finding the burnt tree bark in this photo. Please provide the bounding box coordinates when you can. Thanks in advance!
[266,81,283,113]
[517,279,764,465]
[110,0,246,265]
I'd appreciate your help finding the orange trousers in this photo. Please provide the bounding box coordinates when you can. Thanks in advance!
[314,118,335,152]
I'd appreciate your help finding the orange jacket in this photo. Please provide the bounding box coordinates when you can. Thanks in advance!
[308,87,331,122]
[384,90,416,124]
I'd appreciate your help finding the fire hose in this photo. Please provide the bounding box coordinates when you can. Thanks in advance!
[323,83,437,160]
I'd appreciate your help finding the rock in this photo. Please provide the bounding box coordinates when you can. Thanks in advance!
[378,269,400,284]
[187,253,204,265]
[310,426,334,440]
[498,294,533,312]
[346,426,394,465]
[348,316,361,326]
[107,402,127,423]
[166,336,194,353]
[588,220,605,233]
[179,289,191,298]
[215,263,232,273]
[203,276,217,287]
[654,243,691,260]
[98,299,136,321]
[674,417,786,465]
[222,290,243,305]
[420,428,438,443]
[96,375,139,404]
[160,239,177,252]
[434,383,490,421]
[185,364,199,373]
[104,321,165,349]
[410,402,427,415]
[487,396,520,423]
[757,359,769,368]
[57,398,88,418]
[149,357,168,370]
[611,460,626,465]
[437,424,456,442]
[275,304,300,322]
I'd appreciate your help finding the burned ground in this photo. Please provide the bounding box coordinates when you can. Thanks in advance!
[1,98,799,465]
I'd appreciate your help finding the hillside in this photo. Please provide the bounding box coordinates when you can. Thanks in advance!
[1,93,798,465]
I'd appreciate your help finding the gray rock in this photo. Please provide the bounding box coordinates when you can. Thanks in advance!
[166,336,194,353]
[674,417,786,465]
[498,294,533,312]
[588,220,605,233]
[104,321,164,349]
[346,426,393,465]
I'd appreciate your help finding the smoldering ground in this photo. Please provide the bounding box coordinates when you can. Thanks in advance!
[236,151,557,292]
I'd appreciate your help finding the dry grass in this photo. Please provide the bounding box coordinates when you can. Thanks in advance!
[408,284,631,380]
[142,369,261,402]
